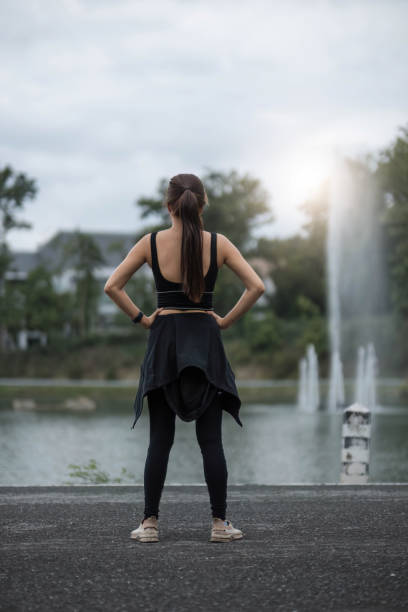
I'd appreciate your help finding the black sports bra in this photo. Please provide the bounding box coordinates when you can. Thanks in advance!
[150,231,218,310]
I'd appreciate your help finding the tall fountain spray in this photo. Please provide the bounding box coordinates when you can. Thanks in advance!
[326,156,346,411]
[326,155,385,411]
[298,343,320,412]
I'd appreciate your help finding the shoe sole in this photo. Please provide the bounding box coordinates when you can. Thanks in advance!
[130,534,159,543]
[210,533,244,542]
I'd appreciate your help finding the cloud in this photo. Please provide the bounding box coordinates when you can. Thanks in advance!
[1,0,407,250]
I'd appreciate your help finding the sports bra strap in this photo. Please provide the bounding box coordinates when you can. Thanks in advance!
[150,231,159,276]
[209,232,216,276]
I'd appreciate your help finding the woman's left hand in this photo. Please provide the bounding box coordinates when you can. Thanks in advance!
[208,311,227,329]
[141,308,164,329]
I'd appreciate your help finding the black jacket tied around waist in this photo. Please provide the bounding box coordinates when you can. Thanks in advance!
[131,312,242,428]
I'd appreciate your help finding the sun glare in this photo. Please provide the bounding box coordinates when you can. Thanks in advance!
[283,150,335,205]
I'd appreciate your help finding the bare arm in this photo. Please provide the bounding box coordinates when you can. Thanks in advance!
[103,234,163,328]
[216,234,265,329]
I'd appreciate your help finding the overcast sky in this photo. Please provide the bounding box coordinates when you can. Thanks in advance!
[2,0,407,252]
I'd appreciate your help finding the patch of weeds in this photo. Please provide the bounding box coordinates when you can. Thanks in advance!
[64,458,135,484]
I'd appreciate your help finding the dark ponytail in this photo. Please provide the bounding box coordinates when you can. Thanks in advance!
[164,173,208,303]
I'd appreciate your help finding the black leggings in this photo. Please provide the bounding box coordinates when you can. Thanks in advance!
[143,386,228,521]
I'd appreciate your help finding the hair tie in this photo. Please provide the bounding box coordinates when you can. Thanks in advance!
[170,180,191,193]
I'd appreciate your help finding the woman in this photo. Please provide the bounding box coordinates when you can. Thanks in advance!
[104,173,265,543]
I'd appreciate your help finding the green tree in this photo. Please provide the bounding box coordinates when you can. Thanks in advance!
[22,266,70,333]
[48,230,106,337]
[375,124,408,318]
[0,164,38,351]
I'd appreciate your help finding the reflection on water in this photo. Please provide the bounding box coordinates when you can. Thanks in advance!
[0,403,407,485]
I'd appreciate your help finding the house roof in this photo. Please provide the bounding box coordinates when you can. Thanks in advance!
[7,230,139,278]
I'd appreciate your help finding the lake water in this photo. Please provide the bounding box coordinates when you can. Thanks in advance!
[1,402,407,485]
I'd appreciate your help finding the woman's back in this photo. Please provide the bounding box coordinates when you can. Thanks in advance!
[148,229,220,283]
[150,229,219,314]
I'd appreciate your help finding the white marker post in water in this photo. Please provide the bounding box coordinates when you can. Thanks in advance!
[340,403,371,484]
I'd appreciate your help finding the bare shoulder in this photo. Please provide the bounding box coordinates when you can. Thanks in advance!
[215,232,240,265]
[136,232,151,252]
[126,232,152,264]
[143,232,153,263]
[215,232,265,291]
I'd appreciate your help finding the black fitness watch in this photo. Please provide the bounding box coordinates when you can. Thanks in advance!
[132,311,144,324]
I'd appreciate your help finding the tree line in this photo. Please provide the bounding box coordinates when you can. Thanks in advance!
[1,123,407,377]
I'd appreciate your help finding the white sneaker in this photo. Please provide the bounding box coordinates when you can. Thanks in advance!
[130,518,159,543]
[210,519,244,542]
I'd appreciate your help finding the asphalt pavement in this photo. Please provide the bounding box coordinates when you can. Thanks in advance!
[1,484,407,611]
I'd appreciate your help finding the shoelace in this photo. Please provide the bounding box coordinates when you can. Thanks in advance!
[213,520,230,529]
